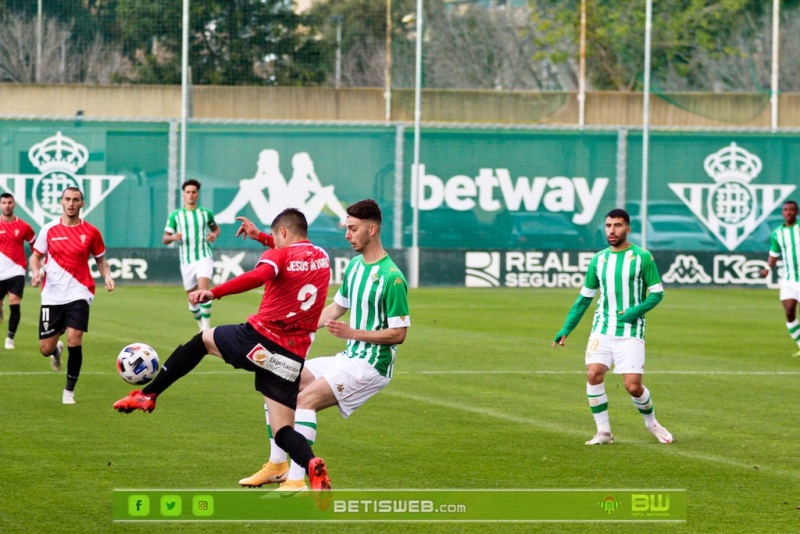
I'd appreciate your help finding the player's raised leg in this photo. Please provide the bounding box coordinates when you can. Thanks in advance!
[113,332,208,413]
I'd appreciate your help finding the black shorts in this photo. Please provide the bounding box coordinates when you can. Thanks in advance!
[39,300,90,339]
[0,276,25,300]
[213,323,305,410]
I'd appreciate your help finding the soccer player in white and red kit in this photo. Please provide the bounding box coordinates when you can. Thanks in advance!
[30,187,115,404]
[113,208,333,496]
[0,193,35,349]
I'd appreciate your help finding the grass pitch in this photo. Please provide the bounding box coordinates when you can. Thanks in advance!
[1,285,799,533]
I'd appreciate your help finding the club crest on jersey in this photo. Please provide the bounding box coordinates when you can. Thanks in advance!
[0,132,125,227]
[669,143,795,251]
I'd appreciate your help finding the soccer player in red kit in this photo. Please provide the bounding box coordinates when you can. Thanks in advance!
[30,187,115,404]
[0,193,35,349]
[113,207,333,494]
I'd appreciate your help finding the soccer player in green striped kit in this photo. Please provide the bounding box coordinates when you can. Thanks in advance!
[237,199,410,490]
[759,200,800,356]
[553,208,673,445]
[163,179,220,331]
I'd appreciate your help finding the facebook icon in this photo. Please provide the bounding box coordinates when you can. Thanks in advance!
[128,495,150,516]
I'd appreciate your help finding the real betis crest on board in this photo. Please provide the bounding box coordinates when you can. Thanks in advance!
[0,131,125,226]
[669,143,795,251]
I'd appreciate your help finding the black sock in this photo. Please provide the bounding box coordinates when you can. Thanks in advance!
[7,304,20,338]
[142,334,207,396]
[274,426,315,474]
[65,345,83,391]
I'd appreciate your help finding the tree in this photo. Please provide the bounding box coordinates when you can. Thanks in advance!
[530,0,800,92]
[0,11,130,84]
[304,0,419,88]
[115,0,326,85]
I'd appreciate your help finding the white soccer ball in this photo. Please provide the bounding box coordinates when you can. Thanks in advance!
[116,343,160,385]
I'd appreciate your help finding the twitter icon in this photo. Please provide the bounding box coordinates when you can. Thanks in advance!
[160,495,182,516]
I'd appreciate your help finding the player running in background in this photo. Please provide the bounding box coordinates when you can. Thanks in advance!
[236,199,410,492]
[30,187,115,404]
[553,208,672,445]
[759,200,800,356]
[0,193,35,349]
[114,208,332,496]
[164,179,220,331]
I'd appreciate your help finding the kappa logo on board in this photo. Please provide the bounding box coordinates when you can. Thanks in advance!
[669,143,795,251]
[0,131,125,226]
[663,255,712,284]
[216,149,348,227]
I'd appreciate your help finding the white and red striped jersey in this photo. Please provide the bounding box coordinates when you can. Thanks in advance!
[33,219,107,305]
[0,217,35,281]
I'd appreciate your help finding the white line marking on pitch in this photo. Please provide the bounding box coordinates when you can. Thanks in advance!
[382,390,800,480]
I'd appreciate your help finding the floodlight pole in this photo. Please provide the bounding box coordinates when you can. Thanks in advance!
[770,0,780,132]
[409,0,423,289]
[333,16,343,90]
[640,0,652,248]
[578,0,586,129]
[179,0,190,208]
[385,0,392,123]
[36,0,42,83]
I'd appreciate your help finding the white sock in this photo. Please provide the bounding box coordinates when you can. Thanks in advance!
[264,403,287,464]
[286,408,317,481]
[587,382,611,434]
[189,302,202,321]
[786,320,800,348]
[631,386,657,427]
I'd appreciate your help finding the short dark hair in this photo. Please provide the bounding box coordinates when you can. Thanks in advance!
[0,192,13,200]
[62,187,84,201]
[182,179,201,190]
[784,200,798,210]
[606,208,630,224]
[347,199,382,224]
[271,208,308,235]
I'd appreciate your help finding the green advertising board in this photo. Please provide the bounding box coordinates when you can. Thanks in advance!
[0,119,794,288]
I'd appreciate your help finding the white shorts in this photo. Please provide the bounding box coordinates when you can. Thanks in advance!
[179,258,214,291]
[584,333,645,375]
[779,279,800,302]
[305,352,391,418]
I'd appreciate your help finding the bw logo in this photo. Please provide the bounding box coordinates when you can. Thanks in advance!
[669,143,795,251]
[0,131,125,227]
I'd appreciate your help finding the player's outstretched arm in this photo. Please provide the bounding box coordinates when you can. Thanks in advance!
[552,333,568,348]
[29,251,44,287]
[552,294,593,348]
[235,216,274,247]
[163,231,182,245]
[760,257,778,278]
[189,289,214,304]
[95,255,116,291]
[207,222,221,243]
[317,302,347,328]
[617,290,663,323]
[326,321,407,345]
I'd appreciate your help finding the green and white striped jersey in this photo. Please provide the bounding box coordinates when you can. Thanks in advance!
[581,244,663,339]
[165,207,216,265]
[768,223,800,282]
[334,254,410,378]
